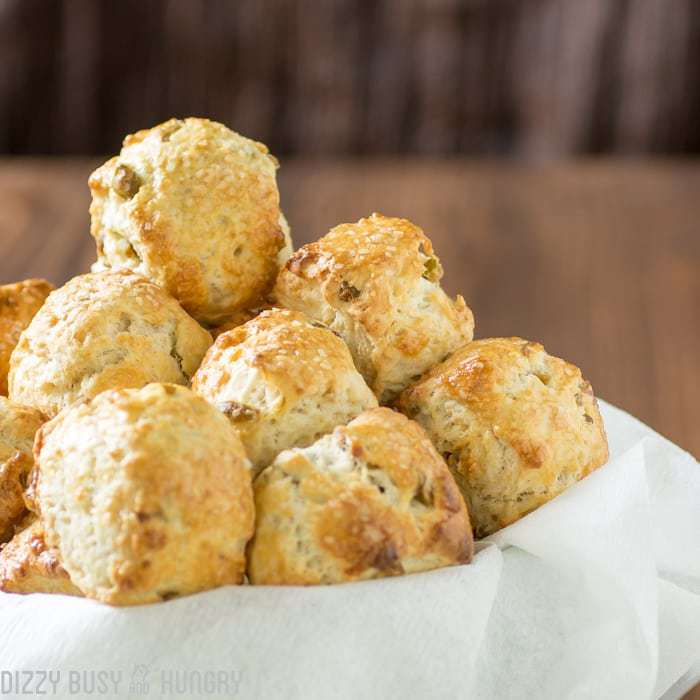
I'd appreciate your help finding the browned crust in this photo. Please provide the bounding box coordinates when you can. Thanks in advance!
[7,271,212,418]
[0,516,82,596]
[396,337,609,537]
[0,398,46,542]
[89,118,287,324]
[31,383,254,605]
[0,279,54,395]
[273,213,474,402]
[248,407,474,585]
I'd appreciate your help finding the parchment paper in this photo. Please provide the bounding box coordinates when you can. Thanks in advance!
[1,401,698,700]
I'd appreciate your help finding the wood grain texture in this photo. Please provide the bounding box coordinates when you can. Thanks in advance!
[0,157,697,463]
[1,0,699,157]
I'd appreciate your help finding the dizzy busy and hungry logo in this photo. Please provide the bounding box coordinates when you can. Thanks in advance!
[0,665,241,695]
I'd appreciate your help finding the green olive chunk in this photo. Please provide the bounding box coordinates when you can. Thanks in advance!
[422,256,440,282]
[112,163,141,199]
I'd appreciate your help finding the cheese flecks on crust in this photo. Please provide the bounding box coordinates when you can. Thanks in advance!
[89,118,292,325]
[396,337,609,537]
[248,407,473,585]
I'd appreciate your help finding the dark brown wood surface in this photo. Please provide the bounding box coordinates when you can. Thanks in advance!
[0,157,698,460]
[0,158,698,697]
[2,0,700,158]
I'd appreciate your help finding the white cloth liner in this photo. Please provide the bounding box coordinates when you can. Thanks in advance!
[0,400,698,699]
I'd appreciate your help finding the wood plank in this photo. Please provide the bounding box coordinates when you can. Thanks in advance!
[0,158,697,464]
[2,0,700,158]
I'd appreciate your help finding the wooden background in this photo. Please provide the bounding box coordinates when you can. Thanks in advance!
[1,0,699,158]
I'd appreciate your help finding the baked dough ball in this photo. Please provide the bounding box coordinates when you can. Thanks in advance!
[89,117,292,325]
[192,308,378,472]
[0,398,46,542]
[0,516,81,596]
[396,338,609,537]
[0,279,53,395]
[28,384,254,606]
[248,407,473,585]
[8,271,212,418]
[273,213,474,403]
